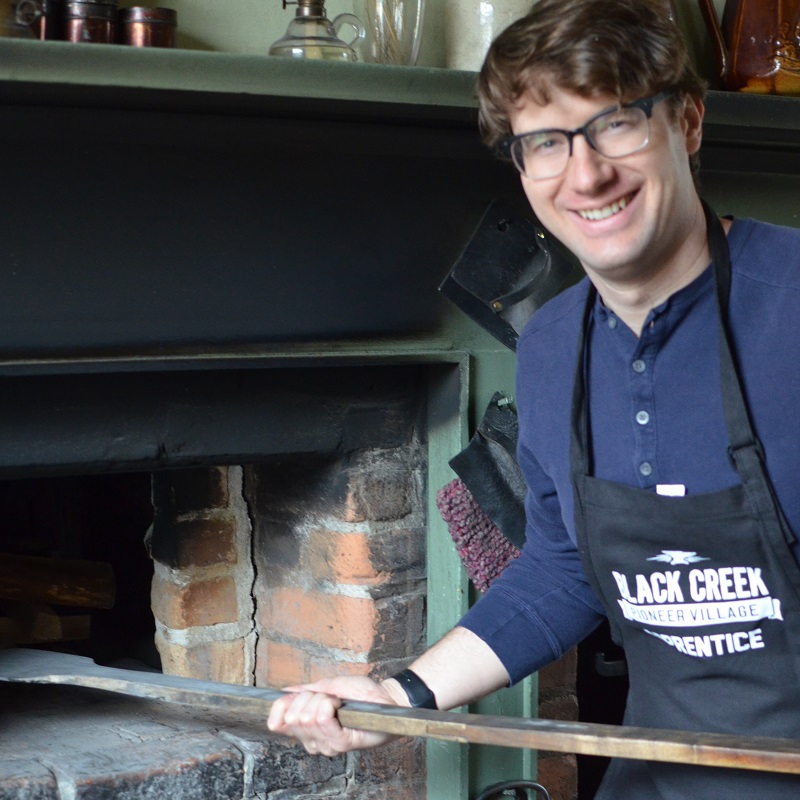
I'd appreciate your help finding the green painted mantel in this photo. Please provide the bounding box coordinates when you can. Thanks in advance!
[0,37,477,111]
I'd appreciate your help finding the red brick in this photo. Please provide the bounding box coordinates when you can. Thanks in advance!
[538,693,579,722]
[156,635,249,684]
[260,587,378,653]
[151,515,239,569]
[342,490,367,523]
[256,639,309,688]
[151,573,240,629]
[538,647,577,692]
[307,658,372,683]
[255,637,377,688]
[537,753,578,800]
[309,529,385,586]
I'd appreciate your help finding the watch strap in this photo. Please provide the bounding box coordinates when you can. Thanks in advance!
[390,668,438,710]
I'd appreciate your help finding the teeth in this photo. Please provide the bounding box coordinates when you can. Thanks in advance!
[578,194,633,221]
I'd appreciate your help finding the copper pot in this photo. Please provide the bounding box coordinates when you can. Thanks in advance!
[119,6,176,48]
[63,0,117,43]
[698,0,800,95]
[31,0,61,39]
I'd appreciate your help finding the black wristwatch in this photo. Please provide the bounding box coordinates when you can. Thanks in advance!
[390,668,438,709]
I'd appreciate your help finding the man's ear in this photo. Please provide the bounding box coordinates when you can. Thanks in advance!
[682,95,704,156]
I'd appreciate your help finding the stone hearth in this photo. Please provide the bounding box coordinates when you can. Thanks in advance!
[0,682,423,799]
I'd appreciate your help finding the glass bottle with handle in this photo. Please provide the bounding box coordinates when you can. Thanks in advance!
[269,0,365,61]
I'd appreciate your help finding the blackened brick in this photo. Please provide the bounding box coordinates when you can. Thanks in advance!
[250,736,347,795]
[156,468,229,514]
[150,516,238,569]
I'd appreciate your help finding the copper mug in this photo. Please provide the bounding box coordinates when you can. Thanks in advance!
[698,0,800,95]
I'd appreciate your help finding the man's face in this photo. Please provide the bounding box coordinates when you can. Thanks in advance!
[508,87,704,289]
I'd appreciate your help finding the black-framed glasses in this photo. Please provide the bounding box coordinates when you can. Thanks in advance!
[500,91,672,180]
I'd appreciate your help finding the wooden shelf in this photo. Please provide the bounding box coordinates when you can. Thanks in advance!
[701,90,800,176]
[4,38,800,146]
[0,38,479,125]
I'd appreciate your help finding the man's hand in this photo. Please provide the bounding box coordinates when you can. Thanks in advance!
[267,627,509,756]
[267,675,404,756]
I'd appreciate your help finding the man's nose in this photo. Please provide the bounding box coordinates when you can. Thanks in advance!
[565,134,613,190]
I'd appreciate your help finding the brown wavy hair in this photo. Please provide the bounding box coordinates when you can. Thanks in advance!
[477,0,706,172]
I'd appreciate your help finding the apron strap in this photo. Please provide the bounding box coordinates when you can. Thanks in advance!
[704,202,791,536]
[569,282,610,632]
[705,201,759,464]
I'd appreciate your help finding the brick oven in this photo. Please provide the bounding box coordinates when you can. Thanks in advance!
[146,369,428,692]
[0,364,432,799]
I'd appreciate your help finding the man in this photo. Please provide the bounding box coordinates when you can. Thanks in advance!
[268,1,800,796]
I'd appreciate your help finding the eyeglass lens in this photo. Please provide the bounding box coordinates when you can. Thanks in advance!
[511,105,650,180]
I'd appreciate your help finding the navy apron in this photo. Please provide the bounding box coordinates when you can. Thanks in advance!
[570,203,800,798]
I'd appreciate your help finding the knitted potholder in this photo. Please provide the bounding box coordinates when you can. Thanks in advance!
[436,477,521,593]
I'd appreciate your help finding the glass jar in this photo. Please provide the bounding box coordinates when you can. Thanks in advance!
[354,0,425,66]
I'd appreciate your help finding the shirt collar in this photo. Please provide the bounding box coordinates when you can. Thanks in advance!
[592,259,715,346]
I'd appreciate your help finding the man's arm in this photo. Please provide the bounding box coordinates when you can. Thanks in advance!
[267,626,507,755]
[386,625,509,710]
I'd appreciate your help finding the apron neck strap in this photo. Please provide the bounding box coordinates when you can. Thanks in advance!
[703,200,763,465]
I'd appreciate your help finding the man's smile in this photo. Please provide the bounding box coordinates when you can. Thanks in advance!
[575,191,637,222]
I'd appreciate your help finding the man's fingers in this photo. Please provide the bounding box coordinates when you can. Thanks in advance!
[267,690,348,755]
[265,676,396,755]
[293,691,341,726]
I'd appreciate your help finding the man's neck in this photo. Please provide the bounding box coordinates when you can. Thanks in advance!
[590,216,731,336]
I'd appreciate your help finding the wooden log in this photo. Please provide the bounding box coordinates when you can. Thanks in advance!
[0,553,115,609]
[0,603,91,645]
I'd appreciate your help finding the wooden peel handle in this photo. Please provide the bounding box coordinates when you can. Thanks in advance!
[1,648,799,775]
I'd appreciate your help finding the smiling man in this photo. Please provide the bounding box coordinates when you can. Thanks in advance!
[503,86,709,333]
[267,2,800,797]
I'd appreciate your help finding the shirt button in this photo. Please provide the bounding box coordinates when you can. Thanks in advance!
[636,411,650,425]
[608,317,618,330]
[639,462,653,477]
[632,359,646,373]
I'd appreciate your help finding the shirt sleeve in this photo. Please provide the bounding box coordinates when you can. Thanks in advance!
[458,427,606,685]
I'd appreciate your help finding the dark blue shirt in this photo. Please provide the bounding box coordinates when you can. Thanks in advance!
[460,217,800,684]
